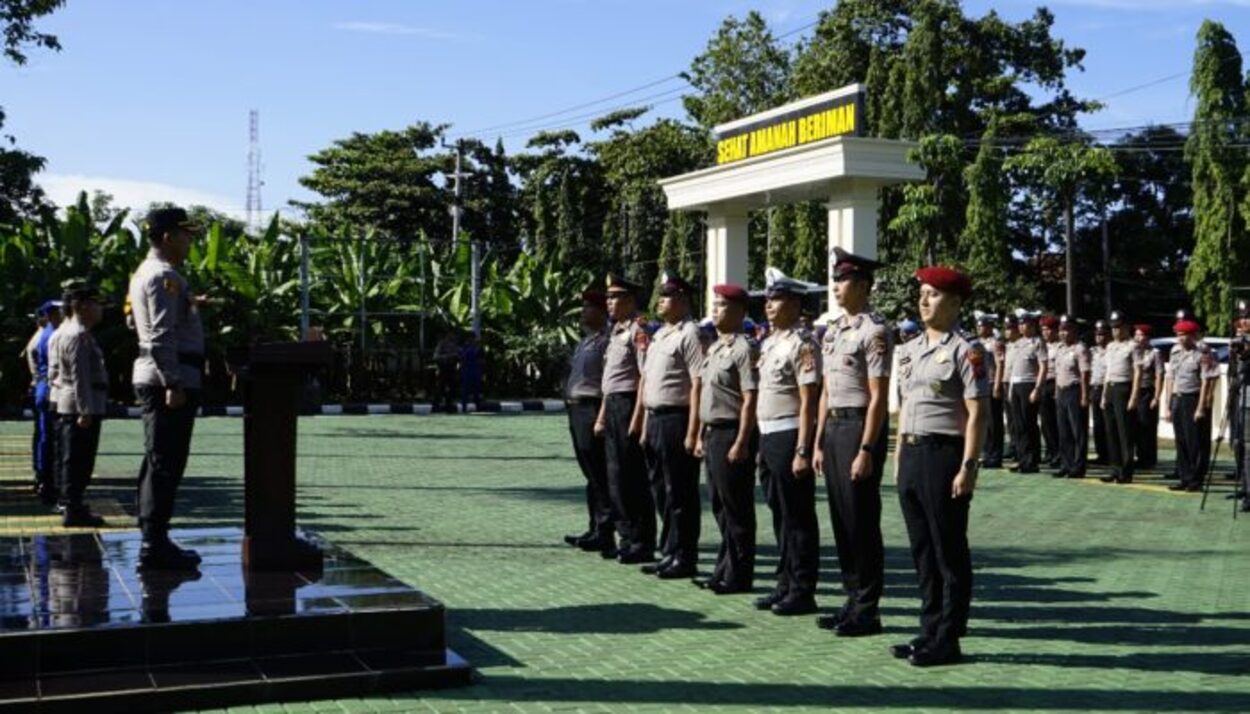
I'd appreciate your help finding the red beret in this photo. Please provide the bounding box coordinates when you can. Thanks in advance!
[1174,320,1200,335]
[1039,315,1059,328]
[915,266,972,299]
[581,290,606,310]
[1133,323,1152,336]
[712,283,749,302]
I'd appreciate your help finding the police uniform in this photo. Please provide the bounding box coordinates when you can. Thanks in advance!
[699,283,758,592]
[1004,321,1044,472]
[894,266,988,667]
[51,284,109,527]
[755,269,821,615]
[31,302,62,503]
[1052,318,1090,478]
[1234,302,1250,511]
[1101,313,1138,484]
[976,314,1004,468]
[1089,323,1110,465]
[129,208,206,568]
[640,274,705,577]
[1039,318,1061,467]
[1167,322,1219,491]
[563,290,613,553]
[816,248,891,634]
[1133,328,1164,469]
[600,273,657,563]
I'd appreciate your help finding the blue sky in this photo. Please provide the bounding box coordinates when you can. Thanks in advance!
[5,0,1248,220]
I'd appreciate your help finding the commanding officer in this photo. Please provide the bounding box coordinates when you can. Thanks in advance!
[30,299,63,505]
[694,283,758,594]
[595,273,656,564]
[1005,312,1046,473]
[562,290,614,557]
[1163,319,1220,492]
[1039,316,1061,468]
[891,266,988,668]
[639,273,705,579]
[52,283,109,527]
[812,248,891,637]
[753,268,821,617]
[129,207,206,570]
[1133,325,1164,470]
[1100,311,1140,485]
[975,313,1004,468]
[1089,321,1111,465]
[1052,315,1090,479]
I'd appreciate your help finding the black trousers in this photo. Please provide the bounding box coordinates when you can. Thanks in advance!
[1055,386,1088,476]
[982,396,1004,465]
[644,409,700,561]
[435,362,458,411]
[898,436,972,648]
[1134,388,1159,468]
[57,415,101,508]
[567,400,613,540]
[1171,393,1210,488]
[1003,388,1017,461]
[758,429,819,598]
[603,393,655,554]
[704,423,757,588]
[1008,383,1041,471]
[136,386,200,540]
[1240,409,1250,500]
[821,412,887,620]
[33,384,57,495]
[1090,385,1108,463]
[1040,380,1059,462]
[1104,383,1135,481]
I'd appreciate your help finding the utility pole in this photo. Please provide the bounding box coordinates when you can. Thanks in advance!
[246,110,262,231]
[443,139,477,335]
[1101,207,1111,314]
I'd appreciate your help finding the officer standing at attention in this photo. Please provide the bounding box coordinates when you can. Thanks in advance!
[30,299,64,505]
[595,274,657,564]
[693,283,758,594]
[129,207,206,570]
[997,314,1019,463]
[1162,318,1220,492]
[1233,301,1250,512]
[52,283,110,527]
[1052,315,1090,479]
[1100,311,1140,485]
[638,273,705,579]
[562,290,615,557]
[1089,321,1111,465]
[753,268,822,616]
[1039,316,1061,468]
[1132,325,1164,470]
[891,266,988,667]
[812,248,891,637]
[975,313,1004,468]
[1005,312,1046,473]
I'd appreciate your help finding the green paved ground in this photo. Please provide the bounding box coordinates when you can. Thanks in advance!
[2,415,1248,713]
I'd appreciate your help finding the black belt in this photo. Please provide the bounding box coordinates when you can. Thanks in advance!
[647,406,686,416]
[900,433,962,447]
[566,396,601,406]
[139,347,204,368]
[827,407,867,420]
[605,392,635,401]
[705,420,739,429]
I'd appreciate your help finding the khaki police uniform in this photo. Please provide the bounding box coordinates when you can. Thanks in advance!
[1053,341,1090,477]
[1168,343,1220,488]
[1134,346,1164,468]
[1040,340,1060,465]
[1004,336,1044,471]
[51,319,108,512]
[601,317,655,558]
[980,335,1004,466]
[1102,339,1138,482]
[566,328,612,547]
[1089,344,1109,463]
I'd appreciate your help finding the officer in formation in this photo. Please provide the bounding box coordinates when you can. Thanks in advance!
[27,298,63,505]
[562,290,614,557]
[1089,321,1110,465]
[1039,315,1061,468]
[1234,301,1250,512]
[892,266,988,667]
[1004,312,1046,473]
[1162,318,1220,492]
[1133,324,1164,470]
[129,207,206,570]
[975,313,1004,468]
[693,283,758,594]
[812,249,891,637]
[639,273,705,579]
[1052,315,1090,479]
[1100,311,1140,485]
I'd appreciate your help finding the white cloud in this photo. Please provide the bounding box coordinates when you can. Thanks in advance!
[37,174,247,220]
[331,21,471,41]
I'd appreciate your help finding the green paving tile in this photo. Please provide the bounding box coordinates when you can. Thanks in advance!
[1,414,1246,712]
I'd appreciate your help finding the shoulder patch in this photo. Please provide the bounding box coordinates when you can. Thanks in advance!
[634,324,650,352]
[871,332,887,356]
[966,342,986,379]
[798,341,817,373]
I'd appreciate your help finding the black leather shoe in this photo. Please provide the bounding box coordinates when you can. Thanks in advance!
[709,581,751,595]
[771,594,817,616]
[599,543,619,559]
[816,602,852,630]
[1240,500,1250,513]
[1067,472,1085,479]
[564,531,592,547]
[1185,484,1202,492]
[139,541,201,571]
[1052,470,1068,478]
[1168,483,1187,492]
[1017,467,1039,474]
[657,560,697,579]
[692,576,719,590]
[616,548,655,565]
[640,555,674,574]
[1099,475,1118,484]
[578,536,612,552]
[908,641,963,667]
[835,618,883,637]
[753,591,786,611]
[62,508,105,528]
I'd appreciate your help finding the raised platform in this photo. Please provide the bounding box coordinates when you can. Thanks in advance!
[0,527,472,712]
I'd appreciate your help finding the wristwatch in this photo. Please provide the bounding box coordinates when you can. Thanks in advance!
[796,445,810,458]
[860,444,874,454]
[963,458,979,472]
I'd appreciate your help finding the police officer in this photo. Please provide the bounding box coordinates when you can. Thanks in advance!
[595,273,657,564]
[52,283,110,527]
[1052,315,1090,479]
[1100,311,1140,485]
[562,290,614,556]
[1233,301,1250,512]
[997,314,1019,463]
[976,313,1004,468]
[1133,325,1164,470]
[1005,312,1046,473]
[1039,316,1061,468]
[30,299,63,504]
[639,273,705,578]
[753,268,821,616]
[693,283,758,594]
[1089,321,1111,465]
[1162,318,1219,492]
[812,248,891,636]
[130,207,206,570]
[891,266,989,668]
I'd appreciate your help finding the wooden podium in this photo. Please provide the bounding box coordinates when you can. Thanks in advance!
[241,341,333,571]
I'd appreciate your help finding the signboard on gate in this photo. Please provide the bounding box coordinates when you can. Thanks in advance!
[714,87,865,166]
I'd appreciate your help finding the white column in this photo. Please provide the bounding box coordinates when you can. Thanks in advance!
[704,209,749,317]
[826,183,880,311]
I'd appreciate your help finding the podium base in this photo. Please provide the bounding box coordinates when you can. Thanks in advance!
[242,534,325,572]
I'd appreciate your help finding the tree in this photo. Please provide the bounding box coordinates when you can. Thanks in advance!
[1186,21,1247,330]
[961,118,1027,312]
[681,11,792,130]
